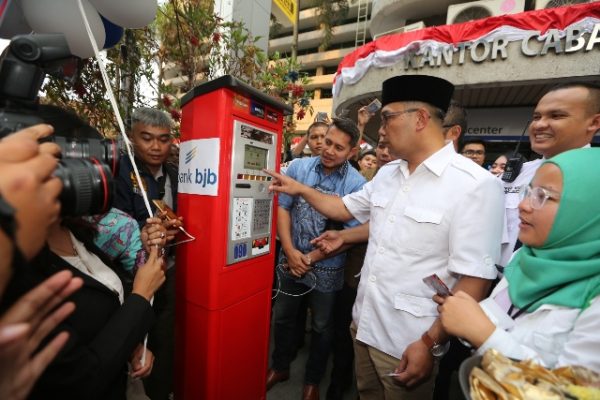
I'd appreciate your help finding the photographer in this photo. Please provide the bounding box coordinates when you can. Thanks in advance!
[0,125,83,400]
[0,32,169,398]
[35,105,166,276]
[0,105,168,399]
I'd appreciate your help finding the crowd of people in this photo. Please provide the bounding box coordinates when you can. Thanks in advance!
[266,76,600,400]
[0,73,599,400]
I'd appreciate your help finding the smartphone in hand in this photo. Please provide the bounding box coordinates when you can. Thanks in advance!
[152,199,178,220]
[423,274,452,297]
[315,112,329,122]
[366,98,382,114]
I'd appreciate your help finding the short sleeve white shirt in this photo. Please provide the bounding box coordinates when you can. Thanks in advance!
[342,142,504,358]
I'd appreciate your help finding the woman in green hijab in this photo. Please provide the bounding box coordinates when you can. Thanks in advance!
[435,147,600,371]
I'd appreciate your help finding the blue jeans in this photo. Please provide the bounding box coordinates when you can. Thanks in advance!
[271,274,337,384]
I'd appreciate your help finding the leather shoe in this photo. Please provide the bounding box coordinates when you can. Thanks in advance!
[266,369,289,391]
[326,383,344,400]
[302,384,320,400]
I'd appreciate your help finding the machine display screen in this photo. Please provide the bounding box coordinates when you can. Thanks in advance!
[244,145,268,170]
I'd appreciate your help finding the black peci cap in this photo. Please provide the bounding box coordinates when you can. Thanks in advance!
[381,75,454,113]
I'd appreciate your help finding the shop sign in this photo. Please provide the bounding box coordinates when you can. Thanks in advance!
[464,107,531,140]
[403,23,600,70]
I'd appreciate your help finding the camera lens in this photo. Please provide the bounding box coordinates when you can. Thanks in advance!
[54,158,113,217]
[45,136,119,175]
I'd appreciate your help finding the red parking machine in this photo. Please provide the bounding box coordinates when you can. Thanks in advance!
[175,75,291,400]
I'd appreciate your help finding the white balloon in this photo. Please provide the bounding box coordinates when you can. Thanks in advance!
[20,0,106,58]
[89,0,158,28]
[0,1,32,39]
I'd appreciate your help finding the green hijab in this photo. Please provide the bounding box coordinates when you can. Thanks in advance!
[505,148,600,312]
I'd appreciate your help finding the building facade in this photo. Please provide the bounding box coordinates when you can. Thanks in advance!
[269,0,375,137]
[333,0,600,159]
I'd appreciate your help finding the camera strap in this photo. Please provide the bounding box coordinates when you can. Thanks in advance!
[77,0,153,219]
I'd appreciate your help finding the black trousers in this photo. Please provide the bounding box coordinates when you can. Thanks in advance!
[144,267,176,400]
[328,282,358,392]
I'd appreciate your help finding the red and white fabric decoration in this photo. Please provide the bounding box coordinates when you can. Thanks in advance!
[333,2,600,96]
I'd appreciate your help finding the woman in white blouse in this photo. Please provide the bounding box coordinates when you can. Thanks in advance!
[435,148,600,372]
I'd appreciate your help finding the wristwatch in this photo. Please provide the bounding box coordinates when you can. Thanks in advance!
[0,196,16,241]
[421,332,447,357]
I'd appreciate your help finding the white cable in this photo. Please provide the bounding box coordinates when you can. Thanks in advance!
[77,0,155,366]
[77,0,153,219]
[272,264,316,299]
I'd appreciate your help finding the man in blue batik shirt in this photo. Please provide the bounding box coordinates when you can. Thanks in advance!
[267,117,366,400]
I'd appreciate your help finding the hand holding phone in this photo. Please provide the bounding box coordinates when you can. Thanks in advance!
[366,98,381,114]
[423,274,452,297]
[315,112,329,123]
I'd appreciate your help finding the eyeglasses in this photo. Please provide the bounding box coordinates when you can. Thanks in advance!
[380,108,419,128]
[462,150,485,156]
[519,185,560,209]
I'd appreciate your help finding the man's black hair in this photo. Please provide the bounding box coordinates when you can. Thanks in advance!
[358,149,376,161]
[460,138,486,153]
[443,100,468,143]
[545,81,600,114]
[307,121,329,136]
[330,117,360,148]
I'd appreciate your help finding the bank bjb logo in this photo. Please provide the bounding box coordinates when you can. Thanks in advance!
[185,147,198,164]
[178,138,220,195]
[179,146,218,188]
[179,168,217,188]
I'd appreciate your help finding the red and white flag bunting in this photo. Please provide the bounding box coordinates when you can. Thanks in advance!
[333,2,600,96]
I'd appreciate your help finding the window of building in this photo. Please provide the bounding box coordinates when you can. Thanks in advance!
[321,88,333,99]
[302,68,318,76]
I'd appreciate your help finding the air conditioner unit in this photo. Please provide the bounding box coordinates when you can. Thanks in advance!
[373,21,426,40]
[534,0,593,9]
[446,0,525,25]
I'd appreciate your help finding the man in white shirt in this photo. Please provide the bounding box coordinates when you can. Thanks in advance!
[499,82,600,267]
[266,75,504,399]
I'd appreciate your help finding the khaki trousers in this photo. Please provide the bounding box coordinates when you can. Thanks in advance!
[351,323,438,400]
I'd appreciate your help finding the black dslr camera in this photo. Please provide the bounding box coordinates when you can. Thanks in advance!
[0,34,115,217]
